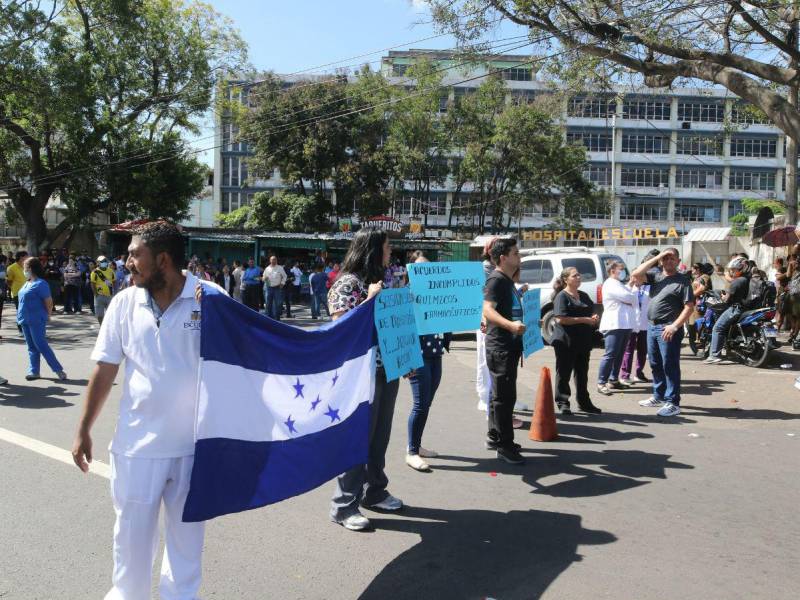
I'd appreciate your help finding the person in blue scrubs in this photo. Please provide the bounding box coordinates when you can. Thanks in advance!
[17,257,67,381]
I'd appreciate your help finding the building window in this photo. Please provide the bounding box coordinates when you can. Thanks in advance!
[421,192,447,216]
[621,133,670,154]
[729,170,776,191]
[582,164,611,186]
[677,101,725,123]
[675,168,723,189]
[731,102,771,125]
[392,63,409,77]
[438,90,449,113]
[728,200,742,219]
[501,67,532,81]
[623,98,671,120]
[567,96,616,118]
[240,160,248,186]
[731,137,777,158]
[221,192,230,214]
[620,167,669,188]
[620,199,668,221]
[229,157,239,186]
[576,202,610,219]
[453,87,476,105]
[676,134,723,156]
[510,89,536,105]
[567,131,612,152]
[394,195,414,216]
[674,201,721,223]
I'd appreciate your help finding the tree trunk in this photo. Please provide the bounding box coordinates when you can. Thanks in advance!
[787,12,799,226]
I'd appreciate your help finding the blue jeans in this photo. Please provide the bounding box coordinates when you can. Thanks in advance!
[20,321,63,376]
[407,356,443,455]
[710,306,741,358]
[311,292,329,318]
[265,286,283,320]
[647,323,683,405]
[598,329,631,384]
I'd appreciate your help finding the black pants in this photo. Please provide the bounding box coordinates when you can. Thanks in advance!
[243,285,262,312]
[284,285,294,316]
[554,341,591,409]
[486,347,521,448]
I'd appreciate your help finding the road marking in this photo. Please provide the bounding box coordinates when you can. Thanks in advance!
[0,427,110,479]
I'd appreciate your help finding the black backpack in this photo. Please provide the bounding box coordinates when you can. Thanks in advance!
[743,277,774,310]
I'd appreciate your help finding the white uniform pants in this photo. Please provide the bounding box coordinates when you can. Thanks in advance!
[476,329,492,406]
[106,454,205,600]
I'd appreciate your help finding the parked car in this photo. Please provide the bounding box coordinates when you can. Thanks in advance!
[517,247,629,344]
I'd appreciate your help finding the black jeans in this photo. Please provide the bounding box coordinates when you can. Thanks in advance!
[486,346,521,448]
[553,341,591,409]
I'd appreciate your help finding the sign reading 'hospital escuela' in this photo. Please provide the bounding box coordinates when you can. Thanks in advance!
[407,261,484,335]
[523,227,680,242]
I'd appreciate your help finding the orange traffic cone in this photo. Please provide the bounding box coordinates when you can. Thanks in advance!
[529,366,558,442]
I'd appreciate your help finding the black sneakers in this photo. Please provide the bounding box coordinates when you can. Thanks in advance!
[496,446,525,464]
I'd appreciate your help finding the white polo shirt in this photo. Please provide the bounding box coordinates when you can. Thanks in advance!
[91,273,223,458]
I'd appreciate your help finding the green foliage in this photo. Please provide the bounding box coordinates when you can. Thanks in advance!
[0,0,247,251]
[729,198,785,235]
[216,205,252,229]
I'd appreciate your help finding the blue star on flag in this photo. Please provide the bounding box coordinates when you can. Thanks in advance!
[331,371,339,387]
[324,405,341,423]
[284,415,298,434]
[292,378,305,398]
[310,395,322,411]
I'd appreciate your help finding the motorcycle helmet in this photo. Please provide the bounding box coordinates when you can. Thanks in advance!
[726,256,749,276]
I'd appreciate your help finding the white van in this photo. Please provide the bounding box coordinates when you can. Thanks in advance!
[518,247,630,343]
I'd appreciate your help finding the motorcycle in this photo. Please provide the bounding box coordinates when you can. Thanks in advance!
[687,291,777,368]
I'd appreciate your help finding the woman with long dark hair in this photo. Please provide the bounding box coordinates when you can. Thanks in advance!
[550,267,599,414]
[17,257,67,381]
[328,227,403,531]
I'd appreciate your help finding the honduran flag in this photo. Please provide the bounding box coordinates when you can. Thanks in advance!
[182,288,377,522]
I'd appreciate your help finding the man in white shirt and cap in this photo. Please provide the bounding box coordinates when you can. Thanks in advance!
[72,221,223,599]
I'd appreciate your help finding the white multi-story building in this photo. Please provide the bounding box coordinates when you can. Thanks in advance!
[215,50,790,235]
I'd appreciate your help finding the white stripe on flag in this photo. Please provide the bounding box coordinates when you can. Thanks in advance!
[197,348,376,443]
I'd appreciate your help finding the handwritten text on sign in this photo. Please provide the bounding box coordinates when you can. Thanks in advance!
[374,288,423,382]
[522,290,545,358]
[407,261,484,335]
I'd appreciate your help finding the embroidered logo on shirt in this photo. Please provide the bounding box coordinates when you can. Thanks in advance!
[184,310,201,330]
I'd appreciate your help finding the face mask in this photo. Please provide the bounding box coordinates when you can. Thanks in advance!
[100,262,108,269]
[618,269,627,280]
[23,270,31,279]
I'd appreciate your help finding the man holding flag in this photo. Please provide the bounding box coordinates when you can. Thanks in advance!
[72,221,222,599]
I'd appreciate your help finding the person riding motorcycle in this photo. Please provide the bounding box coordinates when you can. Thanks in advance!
[705,257,750,364]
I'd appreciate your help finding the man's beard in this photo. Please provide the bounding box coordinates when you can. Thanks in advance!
[134,268,167,292]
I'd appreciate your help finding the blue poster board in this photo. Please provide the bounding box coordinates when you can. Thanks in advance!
[374,288,423,381]
[406,261,484,335]
[522,290,544,358]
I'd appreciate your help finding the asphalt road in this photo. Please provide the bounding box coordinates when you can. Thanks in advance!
[1,307,799,599]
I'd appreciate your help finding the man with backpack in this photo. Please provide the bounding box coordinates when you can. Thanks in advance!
[705,257,750,364]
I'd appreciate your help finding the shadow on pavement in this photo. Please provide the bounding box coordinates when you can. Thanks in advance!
[681,405,800,420]
[435,448,692,499]
[0,384,77,408]
[360,506,616,600]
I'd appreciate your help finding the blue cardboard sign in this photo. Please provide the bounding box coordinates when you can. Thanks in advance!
[406,261,484,335]
[522,290,544,358]
[374,288,424,381]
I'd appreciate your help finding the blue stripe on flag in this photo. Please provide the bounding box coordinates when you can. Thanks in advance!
[182,401,370,522]
[200,289,376,375]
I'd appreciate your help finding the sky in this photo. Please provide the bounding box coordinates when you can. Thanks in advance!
[193,0,522,164]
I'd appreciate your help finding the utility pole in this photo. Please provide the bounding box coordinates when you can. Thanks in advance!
[785,3,799,225]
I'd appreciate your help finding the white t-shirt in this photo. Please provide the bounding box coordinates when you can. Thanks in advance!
[291,265,302,287]
[90,273,224,458]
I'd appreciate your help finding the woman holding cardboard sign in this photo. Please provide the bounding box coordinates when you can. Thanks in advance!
[405,251,451,472]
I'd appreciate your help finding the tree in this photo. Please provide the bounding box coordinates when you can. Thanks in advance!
[428,1,800,222]
[215,191,321,233]
[384,60,449,226]
[0,0,246,252]
[729,197,785,235]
